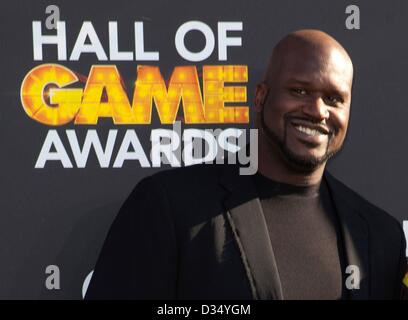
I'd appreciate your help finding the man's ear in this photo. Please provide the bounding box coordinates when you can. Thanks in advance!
[254,83,269,112]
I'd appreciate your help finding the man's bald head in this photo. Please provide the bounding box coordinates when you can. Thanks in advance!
[263,29,353,87]
[255,29,354,175]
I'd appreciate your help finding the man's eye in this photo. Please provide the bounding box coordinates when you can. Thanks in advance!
[325,96,342,105]
[292,88,307,95]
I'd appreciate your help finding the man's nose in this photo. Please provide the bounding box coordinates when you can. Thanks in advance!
[302,96,329,121]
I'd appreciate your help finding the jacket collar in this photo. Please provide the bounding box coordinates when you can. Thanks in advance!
[219,165,284,300]
[324,172,370,299]
[218,165,370,300]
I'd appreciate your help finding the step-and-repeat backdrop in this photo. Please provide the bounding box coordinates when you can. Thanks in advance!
[0,0,407,299]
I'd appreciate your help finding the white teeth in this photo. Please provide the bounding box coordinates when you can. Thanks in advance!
[295,125,322,136]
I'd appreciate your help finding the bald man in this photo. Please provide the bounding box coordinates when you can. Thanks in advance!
[86,30,407,300]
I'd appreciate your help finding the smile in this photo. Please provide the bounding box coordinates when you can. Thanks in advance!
[293,125,327,137]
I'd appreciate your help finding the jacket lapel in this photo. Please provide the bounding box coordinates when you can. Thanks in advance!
[219,165,283,300]
[324,172,370,299]
[218,166,370,300]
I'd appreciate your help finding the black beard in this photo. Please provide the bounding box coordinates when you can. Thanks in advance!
[260,107,339,172]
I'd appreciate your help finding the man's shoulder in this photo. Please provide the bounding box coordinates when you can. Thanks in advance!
[153,163,223,179]
[137,164,236,200]
[147,163,227,188]
[325,171,402,234]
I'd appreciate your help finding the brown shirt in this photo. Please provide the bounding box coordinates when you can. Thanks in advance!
[253,173,346,300]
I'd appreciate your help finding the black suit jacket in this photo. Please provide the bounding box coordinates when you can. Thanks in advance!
[86,164,407,300]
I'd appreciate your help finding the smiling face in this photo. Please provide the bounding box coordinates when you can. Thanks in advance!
[255,31,353,172]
